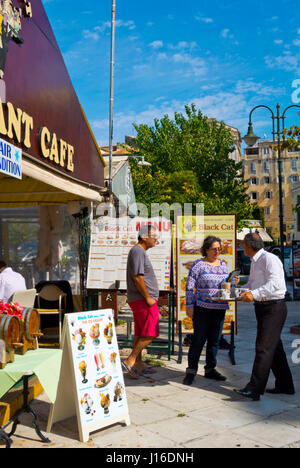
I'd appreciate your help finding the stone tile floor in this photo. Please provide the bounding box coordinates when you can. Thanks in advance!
[2,300,300,448]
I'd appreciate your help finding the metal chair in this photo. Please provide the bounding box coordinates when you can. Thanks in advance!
[36,284,67,345]
[10,289,37,308]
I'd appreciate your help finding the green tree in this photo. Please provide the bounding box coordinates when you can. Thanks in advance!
[128,104,256,227]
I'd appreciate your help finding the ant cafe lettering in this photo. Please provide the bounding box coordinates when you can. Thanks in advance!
[0,99,75,173]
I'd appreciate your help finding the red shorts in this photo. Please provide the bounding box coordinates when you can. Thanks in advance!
[128,299,160,338]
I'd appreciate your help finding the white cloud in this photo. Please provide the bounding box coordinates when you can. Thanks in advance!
[195,15,213,23]
[82,29,100,41]
[94,19,136,33]
[265,52,300,72]
[149,40,163,49]
[221,29,230,38]
[274,39,283,45]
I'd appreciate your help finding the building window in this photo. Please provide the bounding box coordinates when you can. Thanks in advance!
[250,162,256,174]
[265,191,272,199]
[250,177,259,185]
[291,160,298,172]
[265,207,271,215]
[277,176,284,183]
[263,161,270,173]
[289,175,299,183]
[263,176,271,184]
[250,192,258,200]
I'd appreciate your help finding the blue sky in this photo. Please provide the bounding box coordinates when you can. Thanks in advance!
[42,0,300,146]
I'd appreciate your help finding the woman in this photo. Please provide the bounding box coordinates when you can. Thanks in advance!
[183,236,230,386]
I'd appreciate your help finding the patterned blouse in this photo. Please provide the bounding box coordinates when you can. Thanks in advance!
[186,259,229,310]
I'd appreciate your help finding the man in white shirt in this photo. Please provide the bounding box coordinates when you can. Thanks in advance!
[0,260,27,304]
[235,234,294,401]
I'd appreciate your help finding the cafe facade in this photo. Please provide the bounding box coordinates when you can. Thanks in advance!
[0,0,106,296]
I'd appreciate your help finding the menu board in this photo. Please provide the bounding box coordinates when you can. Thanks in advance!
[47,310,130,442]
[292,240,300,300]
[87,217,172,291]
[176,215,237,335]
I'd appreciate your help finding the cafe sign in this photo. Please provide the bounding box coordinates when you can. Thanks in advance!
[0,137,22,179]
[0,99,75,173]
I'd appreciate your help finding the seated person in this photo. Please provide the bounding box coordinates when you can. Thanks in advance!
[0,260,26,304]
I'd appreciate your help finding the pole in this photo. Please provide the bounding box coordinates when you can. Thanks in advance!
[276,104,285,263]
[108,0,116,196]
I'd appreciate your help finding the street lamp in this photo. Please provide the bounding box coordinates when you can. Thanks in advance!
[108,0,116,197]
[243,104,300,263]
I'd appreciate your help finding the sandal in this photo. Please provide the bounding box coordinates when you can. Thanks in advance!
[122,361,139,379]
[141,367,157,375]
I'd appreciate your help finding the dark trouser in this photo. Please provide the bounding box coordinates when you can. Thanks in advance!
[246,300,294,395]
[186,306,226,375]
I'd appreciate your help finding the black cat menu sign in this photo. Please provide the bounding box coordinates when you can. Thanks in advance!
[47,310,130,442]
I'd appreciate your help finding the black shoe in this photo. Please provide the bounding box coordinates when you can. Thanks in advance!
[234,388,260,401]
[266,388,295,395]
[219,337,231,350]
[183,374,195,386]
[205,369,227,381]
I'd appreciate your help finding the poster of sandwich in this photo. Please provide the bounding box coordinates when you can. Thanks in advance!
[176,215,237,335]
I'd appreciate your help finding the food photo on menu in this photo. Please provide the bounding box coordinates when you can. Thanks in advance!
[66,311,128,428]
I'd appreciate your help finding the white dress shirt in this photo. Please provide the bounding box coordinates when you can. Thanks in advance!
[0,267,27,304]
[246,249,286,302]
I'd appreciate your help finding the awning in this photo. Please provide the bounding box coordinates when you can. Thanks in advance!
[237,227,273,242]
[0,157,104,207]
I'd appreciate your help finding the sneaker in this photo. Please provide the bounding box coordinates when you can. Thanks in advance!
[183,374,195,386]
[204,369,227,381]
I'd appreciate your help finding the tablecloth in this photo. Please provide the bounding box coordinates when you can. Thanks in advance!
[0,349,62,403]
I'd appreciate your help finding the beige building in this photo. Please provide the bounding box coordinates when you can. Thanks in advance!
[242,140,300,243]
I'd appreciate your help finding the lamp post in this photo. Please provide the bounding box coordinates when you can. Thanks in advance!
[243,103,300,263]
[108,0,116,197]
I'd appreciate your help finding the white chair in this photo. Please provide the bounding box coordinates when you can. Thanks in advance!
[10,289,37,308]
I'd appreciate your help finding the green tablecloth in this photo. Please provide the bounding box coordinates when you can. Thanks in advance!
[0,349,62,403]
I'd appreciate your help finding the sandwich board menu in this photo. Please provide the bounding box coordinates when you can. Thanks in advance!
[176,215,237,335]
[86,216,172,291]
[47,310,130,443]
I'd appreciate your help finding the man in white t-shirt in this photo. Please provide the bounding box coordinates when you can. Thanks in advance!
[0,260,26,304]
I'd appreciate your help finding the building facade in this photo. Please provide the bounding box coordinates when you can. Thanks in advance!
[242,140,300,243]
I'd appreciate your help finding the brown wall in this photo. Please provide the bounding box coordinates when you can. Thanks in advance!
[4,0,104,187]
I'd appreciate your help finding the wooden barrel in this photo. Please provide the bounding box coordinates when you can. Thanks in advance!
[21,308,40,342]
[0,314,21,348]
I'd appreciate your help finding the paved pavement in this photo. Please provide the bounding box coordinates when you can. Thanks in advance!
[2,299,300,449]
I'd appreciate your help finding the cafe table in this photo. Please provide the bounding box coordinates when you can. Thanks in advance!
[0,348,62,448]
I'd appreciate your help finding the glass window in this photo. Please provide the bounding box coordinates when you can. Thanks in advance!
[289,175,299,183]
[250,162,256,174]
[291,160,298,172]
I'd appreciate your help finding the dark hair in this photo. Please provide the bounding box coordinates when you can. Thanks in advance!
[0,260,7,270]
[201,236,222,257]
[138,224,157,242]
[243,233,264,252]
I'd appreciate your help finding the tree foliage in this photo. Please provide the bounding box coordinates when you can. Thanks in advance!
[128,104,257,227]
